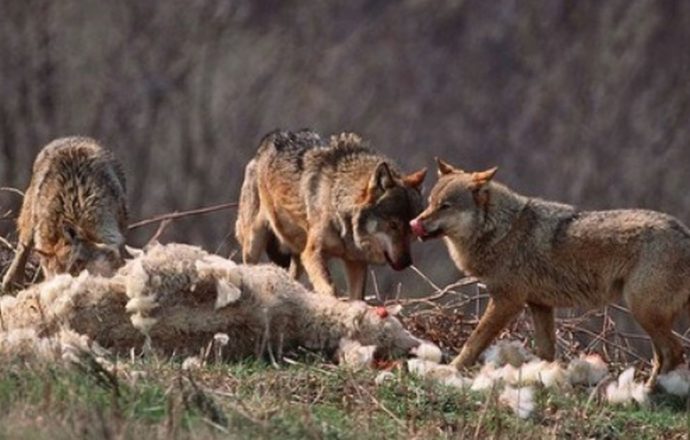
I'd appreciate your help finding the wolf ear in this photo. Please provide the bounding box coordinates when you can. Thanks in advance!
[369,162,395,194]
[436,158,462,176]
[470,167,498,188]
[403,168,427,189]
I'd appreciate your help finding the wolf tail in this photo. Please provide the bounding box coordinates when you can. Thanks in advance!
[234,158,293,270]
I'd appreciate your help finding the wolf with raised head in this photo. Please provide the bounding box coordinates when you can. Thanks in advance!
[1,136,128,292]
[411,158,690,385]
[236,129,426,299]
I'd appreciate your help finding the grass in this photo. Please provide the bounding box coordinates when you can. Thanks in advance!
[0,355,688,440]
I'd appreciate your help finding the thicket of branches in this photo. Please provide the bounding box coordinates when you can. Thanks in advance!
[1,0,690,297]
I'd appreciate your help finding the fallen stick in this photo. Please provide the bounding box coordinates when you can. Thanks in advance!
[128,202,238,230]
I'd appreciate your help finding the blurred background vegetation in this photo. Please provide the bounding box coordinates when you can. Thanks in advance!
[1,0,690,297]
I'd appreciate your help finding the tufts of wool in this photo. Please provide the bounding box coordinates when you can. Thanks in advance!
[338,339,376,370]
[538,362,569,389]
[499,385,535,419]
[410,341,443,364]
[657,366,690,397]
[441,374,473,390]
[182,356,202,371]
[605,367,649,406]
[407,358,444,378]
[375,371,395,385]
[482,340,533,367]
[567,353,608,386]
[471,364,501,391]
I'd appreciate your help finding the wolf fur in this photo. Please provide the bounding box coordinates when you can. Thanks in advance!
[0,243,438,362]
[237,129,426,299]
[411,158,690,384]
[2,137,128,292]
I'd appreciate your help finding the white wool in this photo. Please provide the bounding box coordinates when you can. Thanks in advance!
[0,295,17,315]
[182,356,202,371]
[657,367,690,397]
[215,279,242,309]
[425,364,461,381]
[125,259,149,299]
[338,339,376,370]
[407,358,442,378]
[538,362,568,389]
[213,333,230,346]
[125,296,158,313]
[410,342,443,364]
[441,374,473,390]
[37,274,75,305]
[195,255,237,276]
[375,371,395,385]
[497,364,520,384]
[482,340,533,367]
[130,314,158,334]
[567,353,608,386]
[499,385,535,418]
[516,360,548,384]
[605,367,649,405]
[471,366,500,391]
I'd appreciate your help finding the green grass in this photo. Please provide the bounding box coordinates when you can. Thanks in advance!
[0,356,688,440]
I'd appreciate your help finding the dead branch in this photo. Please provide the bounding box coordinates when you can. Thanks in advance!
[0,187,24,197]
[128,202,238,230]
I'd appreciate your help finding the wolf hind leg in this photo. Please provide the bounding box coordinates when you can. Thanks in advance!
[528,302,556,361]
[629,298,684,386]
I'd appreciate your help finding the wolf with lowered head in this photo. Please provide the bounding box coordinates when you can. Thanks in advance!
[2,137,128,292]
[411,158,690,385]
[237,130,426,299]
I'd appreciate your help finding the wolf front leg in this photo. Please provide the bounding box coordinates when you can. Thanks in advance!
[344,259,367,300]
[301,232,336,296]
[450,296,524,369]
[1,239,33,293]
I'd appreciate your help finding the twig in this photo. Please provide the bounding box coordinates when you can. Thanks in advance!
[0,187,24,197]
[145,219,172,247]
[128,202,238,230]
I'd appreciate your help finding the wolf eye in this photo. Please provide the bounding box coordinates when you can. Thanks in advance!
[439,202,451,210]
[388,221,400,230]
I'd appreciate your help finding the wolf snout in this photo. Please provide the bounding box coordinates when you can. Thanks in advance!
[386,251,412,271]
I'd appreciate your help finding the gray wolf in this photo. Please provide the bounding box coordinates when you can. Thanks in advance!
[411,158,690,384]
[1,136,128,292]
[236,129,426,299]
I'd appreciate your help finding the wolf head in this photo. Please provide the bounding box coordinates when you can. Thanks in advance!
[42,221,127,277]
[410,158,498,242]
[354,162,426,270]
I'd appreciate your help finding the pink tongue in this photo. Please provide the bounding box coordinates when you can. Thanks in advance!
[409,218,426,237]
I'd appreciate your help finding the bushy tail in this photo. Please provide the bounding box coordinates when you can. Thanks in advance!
[234,158,292,269]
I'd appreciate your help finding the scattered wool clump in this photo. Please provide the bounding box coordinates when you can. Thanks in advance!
[605,367,649,406]
[482,340,534,367]
[338,339,376,370]
[375,371,395,385]
[410,342,443,363]
[182,356,203,371]
[499,385,536,419]
[657,367,690,397]
[567,353,609,386]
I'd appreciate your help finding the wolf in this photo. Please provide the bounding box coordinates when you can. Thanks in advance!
[1,136,129,292]
[236,129,426,299]
[410,158,690,384]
